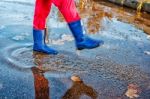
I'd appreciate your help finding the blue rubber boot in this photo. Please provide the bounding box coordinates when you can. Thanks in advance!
[33,28,58,54]
[68,20,104,50]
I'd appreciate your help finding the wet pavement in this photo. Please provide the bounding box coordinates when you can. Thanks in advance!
[0,0,150,99]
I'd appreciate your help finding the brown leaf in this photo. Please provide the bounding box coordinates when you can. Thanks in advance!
[125,84,141,99]
[71,75,82,82]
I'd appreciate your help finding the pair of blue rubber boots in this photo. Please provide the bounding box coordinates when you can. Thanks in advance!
[33,20,104,54]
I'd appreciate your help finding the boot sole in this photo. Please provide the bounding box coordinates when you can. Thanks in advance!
[77,44,100,50]
[77,41,104,50]
[33,49,58,55]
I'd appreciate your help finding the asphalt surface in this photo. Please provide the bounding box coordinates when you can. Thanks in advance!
[0,0,150,99]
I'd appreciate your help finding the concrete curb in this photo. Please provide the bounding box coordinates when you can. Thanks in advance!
[107,0,150,13]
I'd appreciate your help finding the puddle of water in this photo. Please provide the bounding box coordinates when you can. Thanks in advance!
[0,0,150,99]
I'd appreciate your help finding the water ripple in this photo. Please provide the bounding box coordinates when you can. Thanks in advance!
[1,43,33,71]
[0,43,85,77]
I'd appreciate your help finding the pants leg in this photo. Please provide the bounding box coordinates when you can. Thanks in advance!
[52,0,81,23]
[33,0,52,30]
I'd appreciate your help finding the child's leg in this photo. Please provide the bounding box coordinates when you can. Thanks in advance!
[53,0,104,50]
[52,0,80,23]
[33,0,52,30]
[33,0,58,54]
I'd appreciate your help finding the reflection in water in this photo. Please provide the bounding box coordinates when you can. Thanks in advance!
[62,75,97,99]
[120,0,125,5]
[137,0,150,12]
[77,0,110,34]
[75,0,150,34]
[56,0,150,34]
[86,4,112,34]
[31,52,97,99]
[44,27,50,44]
[32,52,48,69]
[79,0,86,10]
[31,67,49,99]
[31,52,50,99]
